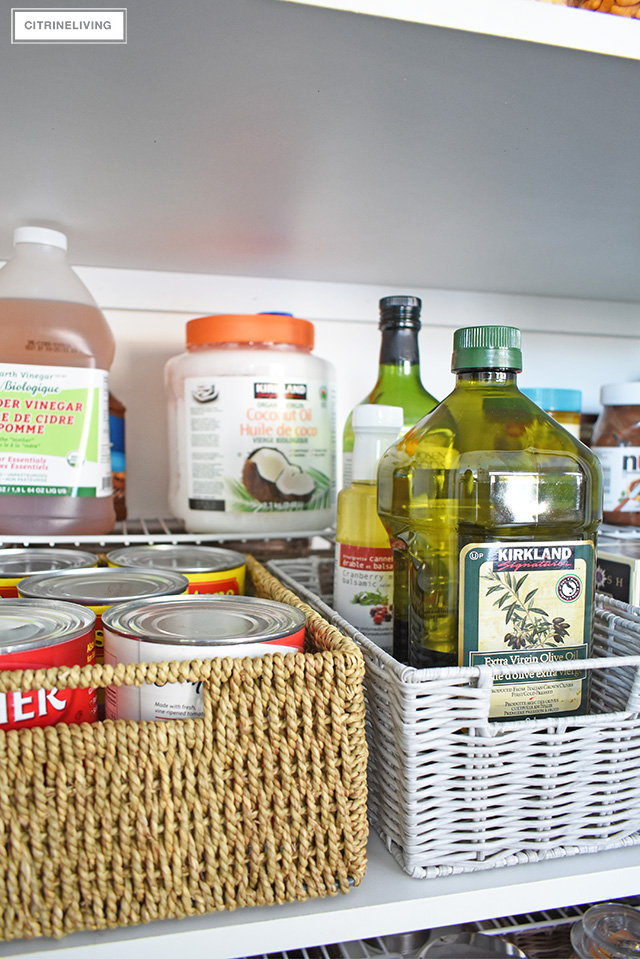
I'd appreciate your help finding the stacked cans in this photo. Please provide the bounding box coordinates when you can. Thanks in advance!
[0,547,98,597]
[0,600,97,729]
[105,544,246,594]
[17,566,190,663]
[102,594,305,720]
[0,544,306,729]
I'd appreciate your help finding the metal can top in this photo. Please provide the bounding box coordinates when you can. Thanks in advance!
[105,544,246,574]
[102,594,306,647]
[0,599,96,655]
[17,567,189,604]
[0,547,98,578]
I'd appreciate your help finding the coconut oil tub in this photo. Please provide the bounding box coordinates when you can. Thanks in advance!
[165,313,336,534]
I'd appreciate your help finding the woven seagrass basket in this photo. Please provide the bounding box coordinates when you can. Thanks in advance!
[0,555,368,941]
[269,556,640,880]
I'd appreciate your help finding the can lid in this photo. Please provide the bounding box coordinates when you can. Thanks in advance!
[600,382,640,406]
[14,226,67,250]
[378,295,422,330]
[521,387,582,412]
[0,599,95,654]
[451,326,522,372]
[106,544,246,574]
[352,403,404,431]
[102,594,306,646]
[17,567,189,604]
[0,548,97,578]
[186,313,314,349]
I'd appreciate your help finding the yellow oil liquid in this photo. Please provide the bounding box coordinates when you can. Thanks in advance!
[378,373,602,671]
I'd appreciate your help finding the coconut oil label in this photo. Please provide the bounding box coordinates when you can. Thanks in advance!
[459,540,594,720]
[0,363,111,497]
[183,375,334,514]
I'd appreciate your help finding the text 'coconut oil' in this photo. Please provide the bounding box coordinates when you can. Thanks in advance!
[165,313,336,534]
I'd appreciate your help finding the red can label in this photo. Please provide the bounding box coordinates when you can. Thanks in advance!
[187,573,244,595]
[0,580,24,598]
[0,629,96,730]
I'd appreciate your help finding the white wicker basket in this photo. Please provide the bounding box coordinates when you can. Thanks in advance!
[268,556,640,879]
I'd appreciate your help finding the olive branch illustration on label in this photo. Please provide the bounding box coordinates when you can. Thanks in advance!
[483,569,570,650]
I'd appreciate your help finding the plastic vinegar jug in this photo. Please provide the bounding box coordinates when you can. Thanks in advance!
[0,227,116,535]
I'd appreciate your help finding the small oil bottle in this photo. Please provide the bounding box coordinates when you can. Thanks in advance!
[377,325,603,720]
[334,404,403,654]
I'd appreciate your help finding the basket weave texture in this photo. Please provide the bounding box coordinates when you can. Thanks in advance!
[0,555,368,941]
[269,557,640,879]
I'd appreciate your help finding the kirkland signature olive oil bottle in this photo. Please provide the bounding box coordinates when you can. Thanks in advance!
[377,326,603,720]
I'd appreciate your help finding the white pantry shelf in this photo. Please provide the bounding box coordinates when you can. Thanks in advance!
[277,0,640,60]
[2,0,640,301]
[1,832,639,959]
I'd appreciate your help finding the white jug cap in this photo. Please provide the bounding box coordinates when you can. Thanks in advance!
[13,226,67,250]
[352,403,404,431]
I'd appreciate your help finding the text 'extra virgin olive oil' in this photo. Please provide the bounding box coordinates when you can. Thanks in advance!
[377,326,603,721]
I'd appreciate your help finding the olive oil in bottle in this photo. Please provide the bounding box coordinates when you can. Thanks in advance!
[342,295,438,488]
[377,325,603,720]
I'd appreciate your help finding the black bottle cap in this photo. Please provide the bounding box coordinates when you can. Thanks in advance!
[379,295,421,330]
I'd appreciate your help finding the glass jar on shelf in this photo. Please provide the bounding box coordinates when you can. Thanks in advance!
[569,901,640,958]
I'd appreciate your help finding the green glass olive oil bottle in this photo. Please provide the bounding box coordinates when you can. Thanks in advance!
[342,295,438,488]
[377,325,603,721]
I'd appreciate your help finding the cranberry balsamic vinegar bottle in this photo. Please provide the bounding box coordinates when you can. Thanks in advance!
[334,404,403,654]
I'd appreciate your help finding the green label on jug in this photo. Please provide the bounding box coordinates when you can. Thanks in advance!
[459,540,594,720]
[0,363,112,497]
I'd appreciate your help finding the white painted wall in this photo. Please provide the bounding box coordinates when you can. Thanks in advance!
[93,268,640,521]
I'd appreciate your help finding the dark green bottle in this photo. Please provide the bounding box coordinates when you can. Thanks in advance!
[342,295,438,488]
[377,325,602,720]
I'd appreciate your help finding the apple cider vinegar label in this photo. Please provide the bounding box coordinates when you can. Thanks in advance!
[459,540,594,720]
[183,375,334,515]
[0,363,111,498]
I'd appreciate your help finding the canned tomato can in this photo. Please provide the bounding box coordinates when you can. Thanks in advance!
[105,544,246,595]
[0,547,98,598]
[0,599,96,729]
[17,567,189,663]
[102,594,306,721]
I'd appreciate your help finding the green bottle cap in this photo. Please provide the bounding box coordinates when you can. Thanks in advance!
[451,325,522,372]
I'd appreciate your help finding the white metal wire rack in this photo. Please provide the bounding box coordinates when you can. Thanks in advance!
[0,517,334,548]
[242,898,640,959]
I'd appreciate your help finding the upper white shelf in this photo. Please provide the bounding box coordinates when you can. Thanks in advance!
[279,0,640,60]
[2,0,640,302]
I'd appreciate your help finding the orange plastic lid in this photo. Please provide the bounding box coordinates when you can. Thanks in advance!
[186,313,314,349]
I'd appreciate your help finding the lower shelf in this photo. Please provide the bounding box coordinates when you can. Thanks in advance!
[2,831,639,959]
